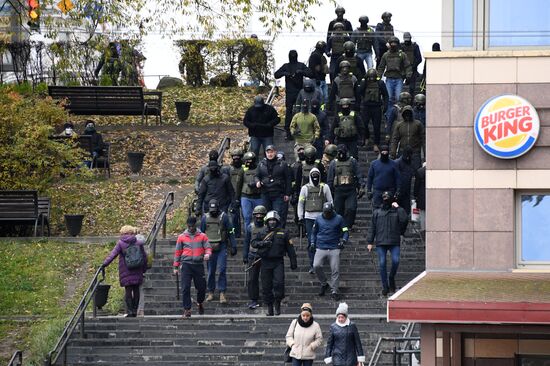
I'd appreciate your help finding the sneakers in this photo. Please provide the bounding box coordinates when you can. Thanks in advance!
[308,267,315,275]
[197,302,204,315]
[381,288,389,297]
[331,292,341,301]
[274,301,281,316]
[206,292,214,302]
[220,292,228,304]
[318,283,330,297]
[183,309,192,318]
[248,301,259,309]
[389,277,396,293]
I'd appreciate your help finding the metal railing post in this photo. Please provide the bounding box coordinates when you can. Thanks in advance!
[63,346,67,366]
[162,215,166,239]
[393,346,397,366]
[80,312,85,339]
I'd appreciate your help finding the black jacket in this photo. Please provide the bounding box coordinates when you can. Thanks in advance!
[325,321,365,366]
[326,18,353,44]
[243,105,280,138]
[413,166,426,210]
[274,62,312,98]
[197,173,234,212]
[367,205,408,246]
[255,157,292,197]
[82,130,104,155]
[308,50,327,82]
[251,227,297,267]
[357,78,389,107]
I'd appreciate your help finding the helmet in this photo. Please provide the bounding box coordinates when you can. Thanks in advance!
[333,22,345,31]
[359,15,369,24]
[335,6,345,15]
[265,210,281,223]
[252,205,267,216]
[382,191,392,201]
[366,68,378,80]
[315,40,326,50]
[304,145,317,159]
[339,98,352,106]
[243,151,256,162]
[388,36,400,45]
[230,148,244,157]
[343,41,355,53]
[414,93,426,106]
[382,11,392,20]
[324,144,337,158]
[339,60,351,69]
[399,91,412,105]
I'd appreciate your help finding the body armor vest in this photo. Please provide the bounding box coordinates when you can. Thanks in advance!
[331,36,346,56]
[401,43,415,66]
[364,81,381,103]
[301,161,319,186]
[229,166,242,191]
[205,213,227,244]
[335,76,356,100]
[305,183,326,212]
[336,112,358,138]
[335,159,355,186]
[343,55,358,77]
[241,167,260,196]
[249,223,264,255]
[356,28,374,51]
[385,51,405,73]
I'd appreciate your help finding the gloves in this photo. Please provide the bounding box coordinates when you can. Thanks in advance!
[230,247,237,257]
[367,191,373,200]
[308,242,316,253]
[357,188,365,199]
[337,239,346,250]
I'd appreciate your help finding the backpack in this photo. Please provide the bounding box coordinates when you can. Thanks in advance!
[124,242,144,270]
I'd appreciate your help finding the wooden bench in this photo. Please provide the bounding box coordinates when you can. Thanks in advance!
[0,191,40,237]
[48,86,162,124]
[38,197,51,237]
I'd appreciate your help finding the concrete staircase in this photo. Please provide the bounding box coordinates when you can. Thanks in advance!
[62,128,425,365]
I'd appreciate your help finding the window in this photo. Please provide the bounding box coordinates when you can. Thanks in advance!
[488,0,550,47]
[517,193,550,266]
[454,0,474,47]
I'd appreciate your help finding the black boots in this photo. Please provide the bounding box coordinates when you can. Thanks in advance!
[318,283,330,296]
[274,301,281,316]
[266,303,274,316]
[389,277,396,293]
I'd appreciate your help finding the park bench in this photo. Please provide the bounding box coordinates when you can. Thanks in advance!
[48,86,163,124]
[38,197,51,237]
[0,190,40,237]
[78,135,111,177]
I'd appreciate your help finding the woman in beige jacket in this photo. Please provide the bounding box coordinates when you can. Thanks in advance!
[286,303,323,366]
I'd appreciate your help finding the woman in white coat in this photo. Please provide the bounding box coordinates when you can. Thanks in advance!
[286,303,323,366]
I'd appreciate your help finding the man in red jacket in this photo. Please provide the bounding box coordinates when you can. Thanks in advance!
[173,216,212,318]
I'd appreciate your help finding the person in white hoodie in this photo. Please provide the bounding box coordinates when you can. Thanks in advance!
[297,167,333,274]
[286,303,323,366]
[324,303,366,366]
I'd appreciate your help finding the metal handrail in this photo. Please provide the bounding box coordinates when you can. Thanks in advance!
[266,83,278,105]
[216,137,231,164]
[368,328,420,366]
[44,266,106,366]
[7,350,22,366]
[145,191,175,258]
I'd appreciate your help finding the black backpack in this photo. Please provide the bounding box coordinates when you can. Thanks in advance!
[124,242,143,270]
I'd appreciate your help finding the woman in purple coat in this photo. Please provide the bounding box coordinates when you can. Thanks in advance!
[103,225,148,317]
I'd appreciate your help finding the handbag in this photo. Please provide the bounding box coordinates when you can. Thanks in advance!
[284,319,298,362]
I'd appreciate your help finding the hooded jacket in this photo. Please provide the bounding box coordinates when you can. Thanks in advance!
[367,204,408,246]
[312,212,349,250]
[274,51,312,98]
[390,105,425,157]
[103,234,147,287]
[298,168,333,220]
[243,103,280,138]
[324,319,365,366]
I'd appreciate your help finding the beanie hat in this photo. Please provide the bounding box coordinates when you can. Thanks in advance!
[335,302,348,317]
[301,303,313,313]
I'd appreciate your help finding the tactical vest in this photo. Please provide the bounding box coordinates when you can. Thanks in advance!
[356,28,374,51]
[301,161,318,186]
[401,43,416,66]
[379,23,394,43]
[248,223,264,255]
[204,213,227,244]
[335,76,355,100]
[343,55,358,77]
[363,81,381,103]
[336,112,358,139]
[241,166,260,196]
[305,183,326,212]
[229,166,242,191]
[331,36,346,56]
[335,159,355,186]
[385,51,406,73]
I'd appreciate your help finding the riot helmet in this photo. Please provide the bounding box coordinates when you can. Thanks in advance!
[366,68,378,81]
[399,91,412,106]
[414,94,426,108]
[324,144,338,158]
[304,145,317,163]
[265,210,281,230]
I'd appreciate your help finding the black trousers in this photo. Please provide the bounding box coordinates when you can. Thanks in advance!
[181,262,207,310]
[124,284,140,316]
[261,258,285,304]
[285,94,298,131]
[362,104,383,145]
[247,252,262,302]
[334,187,358,228]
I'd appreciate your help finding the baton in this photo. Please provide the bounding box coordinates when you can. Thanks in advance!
[174,271,180,300]
[369,249,378,273]
[245,257,261,272]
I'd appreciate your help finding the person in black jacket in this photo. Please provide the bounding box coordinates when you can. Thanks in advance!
[243,96,280,156]
[413,163,426,232]
[367,191,408,296]
[196,161,235,214]
[255,145,292,227]
[358,68,388,151]
[326,6,353,44]
[308,42,329,106]
[82,120,105,168]
[251,210,297,316]
[395,146,416,215]
[324,302,366,366]
[274,50,312,140]
[311,100,329,159]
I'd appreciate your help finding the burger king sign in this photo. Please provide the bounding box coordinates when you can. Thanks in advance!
[474,95,540,159]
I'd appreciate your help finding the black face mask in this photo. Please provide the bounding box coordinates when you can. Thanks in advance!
[232,157,242,168]
[337,151,347,160]
[245,161,256,169]
[311,174,320,186]
[254,216,264,226]
[341,107,351,116]
[390,43,398,51]
[404,40,412,45]
[380,152,389,162]
[345,50,354,57]
[311,105,320,114]
[403,154,412,163]
[341,68,350,75]
[322,210,334,219]
[209,209,219,217]
[267,219,278,231]
[301,105,309,113]
[416,104,425,110]
[297,151,305,161]
[382,198,391,208]
[403,112,413,122]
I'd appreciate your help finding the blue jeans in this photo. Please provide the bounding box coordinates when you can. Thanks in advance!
[249,136,274,157]
[207,242,227,292]
[376,245,400,291]
[385,77,403,122]
[292,359,313,366]
[318,80,328,106]
[230,207,241,238]
[241,196,264,258]
[262,194,288,228]
[305,218,316,268]
[357,50,374,70]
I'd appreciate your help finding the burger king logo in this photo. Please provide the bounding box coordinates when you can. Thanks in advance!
[474,95,540,159]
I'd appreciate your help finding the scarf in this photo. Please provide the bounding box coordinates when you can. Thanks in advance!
[297,315,314,328]
[335,317,350,327]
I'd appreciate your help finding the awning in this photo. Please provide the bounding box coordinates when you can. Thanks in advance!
[388,271,550,324]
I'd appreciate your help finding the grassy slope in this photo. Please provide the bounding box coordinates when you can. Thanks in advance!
[0,241,124,365]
